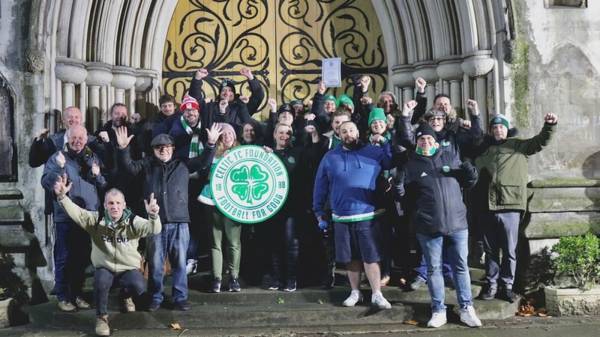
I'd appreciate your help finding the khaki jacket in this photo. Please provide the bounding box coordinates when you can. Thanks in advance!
[59,196,161,273]
[474,123,556,211]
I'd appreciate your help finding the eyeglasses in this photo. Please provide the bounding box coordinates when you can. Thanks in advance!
[428,117,445,122]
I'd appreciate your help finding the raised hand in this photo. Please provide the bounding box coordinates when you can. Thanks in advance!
[415,77,426,93]
[206,123,223,146]
[98,131,109,143]
[360,96,373,105]
[318,80,326,94]
[240,67,254,80]
[91,161,101,177]
[544,112,558,124]
[53,174,72,198]
[466,99,480,116]
[115,126,133,149]
[359,75,371,92]
[56,151,66,168]
[402,100,418,117]
[461,119,472,129]
[267,98,277,112]
[386,114,395,127]
[304,113,316,121]
[239,95,250,104]
[36,128,49,140]
[219,100,228,114]
[130,112,142,124]
[144,193,160,217]
[195,68,209,80]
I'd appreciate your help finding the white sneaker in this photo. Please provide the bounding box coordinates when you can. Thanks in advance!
[186,259,198,275]
[371,292,392,309]
[427,310,447,328]
[95,315,110,336]
[342,290,363,307]
[123,297,136,313]
[460,305,483,327]
[75,297,91,309]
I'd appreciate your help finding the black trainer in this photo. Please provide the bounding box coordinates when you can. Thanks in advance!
[229,277,241,292]
[479,285,497,300]
[173,300,191,311]
[499,288,518,303]
[212,278,221,293]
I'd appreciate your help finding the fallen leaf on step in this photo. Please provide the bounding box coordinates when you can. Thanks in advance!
[403,319,419,326]
[170,322,182,330]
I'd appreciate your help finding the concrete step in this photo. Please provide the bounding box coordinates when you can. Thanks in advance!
[26,285,518,333]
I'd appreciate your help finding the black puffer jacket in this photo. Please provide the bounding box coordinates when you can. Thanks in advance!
[118,145,215,223]
[397,148,478,236]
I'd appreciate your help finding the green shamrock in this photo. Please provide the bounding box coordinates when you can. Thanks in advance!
[230,164,269,204]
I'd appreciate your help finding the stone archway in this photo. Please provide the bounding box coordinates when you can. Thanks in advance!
[15,0,515,297]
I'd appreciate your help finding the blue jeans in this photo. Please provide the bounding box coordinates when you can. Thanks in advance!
[416,229,473,313]
[94,268,145,316]
[147,222,189,305]
[53,221,90,302]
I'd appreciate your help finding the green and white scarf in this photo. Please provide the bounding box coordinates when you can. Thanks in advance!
[181,116,203,158]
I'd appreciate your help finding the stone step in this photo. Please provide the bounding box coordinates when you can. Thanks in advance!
[26,285,518,332]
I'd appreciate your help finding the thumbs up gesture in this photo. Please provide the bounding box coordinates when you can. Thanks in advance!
[56,151,66,168]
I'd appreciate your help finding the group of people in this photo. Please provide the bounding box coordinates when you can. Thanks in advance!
[31,66,557,335]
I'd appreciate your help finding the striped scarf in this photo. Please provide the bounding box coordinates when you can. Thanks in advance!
[181,116,203,158]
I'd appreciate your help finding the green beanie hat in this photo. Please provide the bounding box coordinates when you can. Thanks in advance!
[337,94,354,109]
[368,108,387,126]
[489,114,510,129]
[324,95,337,105]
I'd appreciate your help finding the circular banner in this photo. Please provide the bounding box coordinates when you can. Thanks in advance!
[211,145,289,224]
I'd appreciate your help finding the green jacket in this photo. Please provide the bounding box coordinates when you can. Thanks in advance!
[474,123,556,211]
[59,196,161,273]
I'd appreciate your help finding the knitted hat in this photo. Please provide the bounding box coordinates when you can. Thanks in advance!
[180,95,199,112]
[289,99,303,107]
[219,79,236,95]
[324,95,337,105]
[151,134,174,147]
[368,108,386,126]
[415,123,437,142]
[278,103,294,115]
[337,94,354,109]
[216,123,236,140]
[489,114,510,129]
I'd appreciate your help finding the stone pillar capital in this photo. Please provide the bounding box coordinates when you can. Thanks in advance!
[111,66,137,89]
[436,58,464,81]
[55,57,87,84]
[86,62,113,86]
[390,65,415,87]
[135,69,158,91]
[461,51,495,77]
[412,62,438,82]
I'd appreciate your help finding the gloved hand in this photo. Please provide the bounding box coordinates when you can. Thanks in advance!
[318,218,329,231]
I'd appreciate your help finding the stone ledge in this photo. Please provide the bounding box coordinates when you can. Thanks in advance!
[529,178,600,188]
[0,189,23,200]
[0,205,25,223]
[528,187,600,212]
[0,225,36,248]
[524,212,600,239]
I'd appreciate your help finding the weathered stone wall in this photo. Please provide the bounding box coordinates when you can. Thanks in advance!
[517,0,600,180]
[0,0,51,301]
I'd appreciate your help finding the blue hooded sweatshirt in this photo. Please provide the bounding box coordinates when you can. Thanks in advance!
[313,142,391,222]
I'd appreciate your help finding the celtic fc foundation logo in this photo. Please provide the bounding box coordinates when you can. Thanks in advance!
[211,145,289,223]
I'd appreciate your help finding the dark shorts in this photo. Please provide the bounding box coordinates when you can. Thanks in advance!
[334,220,381,264]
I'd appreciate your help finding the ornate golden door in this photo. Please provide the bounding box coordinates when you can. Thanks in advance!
[163,0,387,119]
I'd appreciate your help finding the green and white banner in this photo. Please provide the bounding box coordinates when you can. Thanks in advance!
[211,145,289,224]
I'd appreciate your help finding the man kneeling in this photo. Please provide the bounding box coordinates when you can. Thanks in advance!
[53,175,161,336]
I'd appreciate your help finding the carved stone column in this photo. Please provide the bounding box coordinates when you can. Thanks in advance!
[55,57,87,115]
[86,62,113,130]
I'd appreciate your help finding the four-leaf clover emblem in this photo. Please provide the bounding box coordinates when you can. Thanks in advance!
[230,164,269,204]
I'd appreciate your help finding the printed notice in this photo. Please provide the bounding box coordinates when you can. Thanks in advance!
[322,58,342,87]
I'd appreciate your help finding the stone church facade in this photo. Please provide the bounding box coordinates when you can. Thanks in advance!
[0,0,598,301]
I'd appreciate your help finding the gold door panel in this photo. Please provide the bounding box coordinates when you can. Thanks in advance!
[163,0,387,119]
